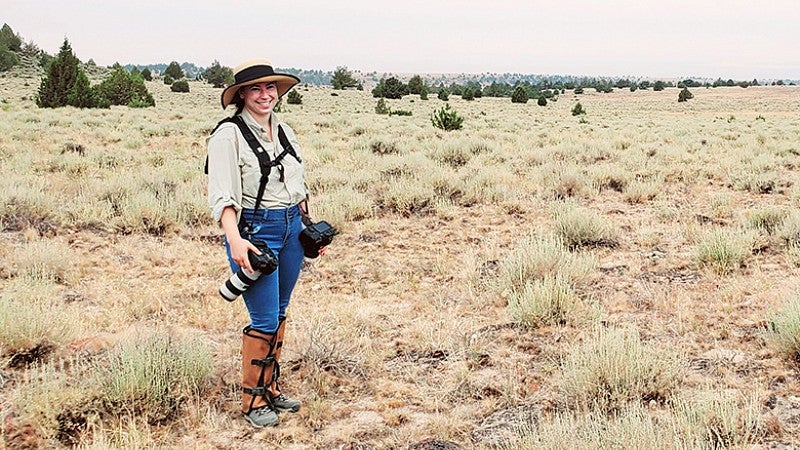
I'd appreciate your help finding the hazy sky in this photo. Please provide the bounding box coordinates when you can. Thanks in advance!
[3,0,799,79]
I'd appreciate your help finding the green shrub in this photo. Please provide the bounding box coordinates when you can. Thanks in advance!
[508,276,580,327]
[511,86,528,103]
[497,405,664,449]
[97,332,212,422]
[202,60,233,88]
[9,239,76,284]
[170,80,189,93]
[499,235,596,293]
[286,89,302,104]
[678,87,694,102]
[0,41,19,72]
[0,23,22,52]
[0,280,75,357]
[431,103,464,131]
[561,327,683,412]
[372,76,408,99]
[437,87,449,101]
[388,109,412,116]
[369,138,399,155]
[331,66,359,90]
[551,201,618,249]
[164,61,183,79]
[746,206,787,235]
[163,75,174,85]
[673,390,764,449]
[767,293,800,360]
[695,228,754,274]
[374,98,389,115]
[96,65,155,107]
[571,102,586,116]
[622,179,661,203]
[777,211,800,245]
[419,87,429,100]
[140,68,152,81]
[537,95,547,106]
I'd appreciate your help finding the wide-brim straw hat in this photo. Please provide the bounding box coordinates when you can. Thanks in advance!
[220,59,300,109]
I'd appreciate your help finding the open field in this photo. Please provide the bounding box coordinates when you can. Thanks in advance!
[2,73,800,449]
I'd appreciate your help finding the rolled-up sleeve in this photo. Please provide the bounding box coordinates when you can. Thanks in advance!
[207,125,242,224]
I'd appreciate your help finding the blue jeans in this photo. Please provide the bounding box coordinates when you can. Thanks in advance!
[225,205,304,333]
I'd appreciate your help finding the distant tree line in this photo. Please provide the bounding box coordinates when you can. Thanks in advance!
[359,69,793,103]
[4,21,798,92]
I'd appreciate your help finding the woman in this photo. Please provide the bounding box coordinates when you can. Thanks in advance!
[207,59,308,428]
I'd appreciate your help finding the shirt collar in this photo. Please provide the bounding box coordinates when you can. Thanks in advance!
[239,108,273,134]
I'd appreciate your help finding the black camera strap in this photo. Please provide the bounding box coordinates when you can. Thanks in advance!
[206,115,303,230]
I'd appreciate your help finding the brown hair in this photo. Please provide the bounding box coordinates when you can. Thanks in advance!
[232,88,245,116]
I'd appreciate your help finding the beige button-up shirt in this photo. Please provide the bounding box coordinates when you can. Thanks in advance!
[207,109,307,224]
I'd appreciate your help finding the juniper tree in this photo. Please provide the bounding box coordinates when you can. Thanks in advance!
[164,61,183,80]
[286,89,302,104]
[0,41,18,72]
[203,60,233,88]
[331,66,358,89]
[678,87,693,102]
[372,77,408,99]
[511,86,528,103]
[0,24,21,52]
[96,64,155,107]
[407,75,425,95]
[36,39,94,108]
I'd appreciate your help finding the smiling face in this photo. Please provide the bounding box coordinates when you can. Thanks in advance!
[239,82,279,125]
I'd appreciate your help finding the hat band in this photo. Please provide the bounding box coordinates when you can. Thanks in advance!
[234,65,276,85]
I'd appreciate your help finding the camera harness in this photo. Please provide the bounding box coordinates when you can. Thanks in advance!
[206,115,309,234]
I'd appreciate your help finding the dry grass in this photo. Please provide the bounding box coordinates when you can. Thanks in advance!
[2,75,800,448]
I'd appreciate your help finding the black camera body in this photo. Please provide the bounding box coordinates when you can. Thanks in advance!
[219,240,277,302]
[300,221,337,258]
[249,240,278,273]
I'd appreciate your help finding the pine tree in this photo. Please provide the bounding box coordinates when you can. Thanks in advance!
[431,104,464,131]
[36,39,94,108]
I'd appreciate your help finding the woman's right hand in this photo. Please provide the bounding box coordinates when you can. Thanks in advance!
[228,236,261,273]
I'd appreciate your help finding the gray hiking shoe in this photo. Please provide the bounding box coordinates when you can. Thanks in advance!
[273,393,301,413]
[244,406,279,427]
